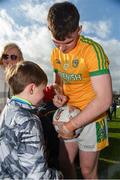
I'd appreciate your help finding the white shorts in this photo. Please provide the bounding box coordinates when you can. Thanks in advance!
[64,116,109,152]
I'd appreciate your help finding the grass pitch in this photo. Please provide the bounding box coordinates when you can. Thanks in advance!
[99,107,120,179]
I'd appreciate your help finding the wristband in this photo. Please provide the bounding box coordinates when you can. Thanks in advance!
[65,120,77,132]
[59,131,74,139]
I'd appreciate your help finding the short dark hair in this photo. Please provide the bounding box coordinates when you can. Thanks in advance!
[47,1,80,41]
[6,61,48,95]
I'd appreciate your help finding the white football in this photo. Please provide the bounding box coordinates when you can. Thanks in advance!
[53,105,82,136]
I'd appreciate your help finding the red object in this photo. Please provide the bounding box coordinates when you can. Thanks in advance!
[43,85,55,102]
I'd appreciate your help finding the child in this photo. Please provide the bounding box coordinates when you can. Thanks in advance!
[47,1,112,179]
[0,61,62,179]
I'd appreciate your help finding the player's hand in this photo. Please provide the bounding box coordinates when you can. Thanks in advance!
[52,83,63,94]
[58,130,78,139]
[53,121,77,139]
[53,94,68,108]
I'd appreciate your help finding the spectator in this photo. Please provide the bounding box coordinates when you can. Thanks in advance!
[0,43,23,113]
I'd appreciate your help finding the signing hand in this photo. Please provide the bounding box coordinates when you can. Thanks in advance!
[53,94,68,108]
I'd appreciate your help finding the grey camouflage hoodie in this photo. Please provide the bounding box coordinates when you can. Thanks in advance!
[0,97,62,179]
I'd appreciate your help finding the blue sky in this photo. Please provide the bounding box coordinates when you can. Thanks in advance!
[0,0,120,92]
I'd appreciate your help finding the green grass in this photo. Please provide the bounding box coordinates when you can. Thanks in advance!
[76,108,120,179]
[99,107,120,179]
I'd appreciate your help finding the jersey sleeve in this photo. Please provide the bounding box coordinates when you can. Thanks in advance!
[85,42,110,77]
[51,48,59,73]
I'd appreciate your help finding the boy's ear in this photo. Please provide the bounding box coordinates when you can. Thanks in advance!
[27,83,36,95]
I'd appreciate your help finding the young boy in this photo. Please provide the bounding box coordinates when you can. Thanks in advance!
[47,1,112,179]
[0,61,62,179]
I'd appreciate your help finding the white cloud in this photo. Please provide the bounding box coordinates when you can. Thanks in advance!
[102,39,120,92]
[20,0,66,24]
[82,20,111,39]
[20,2,49,24]
[0,10,16,40]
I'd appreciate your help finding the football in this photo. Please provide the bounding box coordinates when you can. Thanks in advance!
[53,105,82,136]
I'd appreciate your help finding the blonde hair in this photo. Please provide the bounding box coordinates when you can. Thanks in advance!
[0,43,24,65]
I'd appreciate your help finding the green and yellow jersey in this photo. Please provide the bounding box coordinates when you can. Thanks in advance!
[51,35,109,110]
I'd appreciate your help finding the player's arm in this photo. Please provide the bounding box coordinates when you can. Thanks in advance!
[56,73,112,137]
[70,73,112,126]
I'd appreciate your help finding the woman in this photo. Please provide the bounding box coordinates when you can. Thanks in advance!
[0,43,24,113]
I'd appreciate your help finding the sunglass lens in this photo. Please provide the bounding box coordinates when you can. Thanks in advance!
[11,55,17,60]
[2,54,8,60]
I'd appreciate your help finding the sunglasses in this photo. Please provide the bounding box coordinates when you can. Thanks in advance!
[2,54,18,61]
